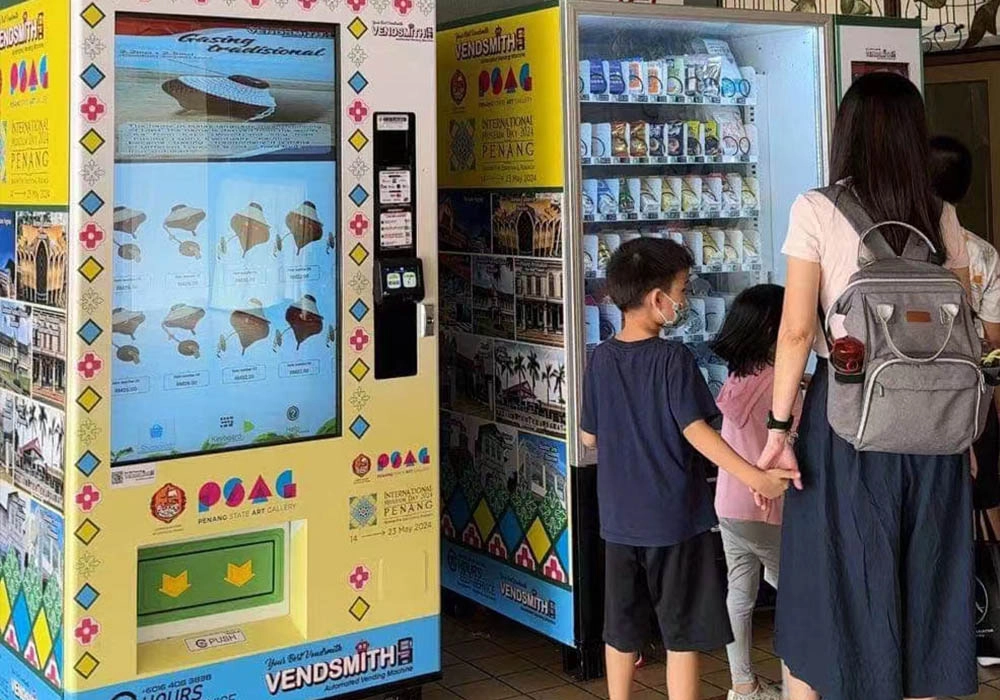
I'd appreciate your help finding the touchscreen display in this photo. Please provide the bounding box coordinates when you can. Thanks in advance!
[111,15,340,464]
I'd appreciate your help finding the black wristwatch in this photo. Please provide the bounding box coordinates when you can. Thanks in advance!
[767,411,794,431]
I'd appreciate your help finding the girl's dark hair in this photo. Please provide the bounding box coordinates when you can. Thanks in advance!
[710,284,784,378]
[832,73,945,265]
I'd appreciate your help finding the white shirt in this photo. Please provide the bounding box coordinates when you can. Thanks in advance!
[964,226,1000,335]
[782,192,969,357]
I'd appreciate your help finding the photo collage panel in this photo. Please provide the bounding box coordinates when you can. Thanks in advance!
[0,209,68,513]
[438,188,569,587]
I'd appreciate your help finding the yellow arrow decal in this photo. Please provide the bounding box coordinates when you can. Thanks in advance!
[225,560,255,588]
[160,571,191,598]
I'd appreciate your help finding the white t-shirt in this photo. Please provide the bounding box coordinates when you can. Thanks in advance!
[782,191,970,357]
[963,219,1000,335]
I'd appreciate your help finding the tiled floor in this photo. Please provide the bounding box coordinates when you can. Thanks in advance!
[393,607,1000,700]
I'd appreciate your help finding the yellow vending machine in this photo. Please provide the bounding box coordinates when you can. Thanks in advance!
[0,1,440,699]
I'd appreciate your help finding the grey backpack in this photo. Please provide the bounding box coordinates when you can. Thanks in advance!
[819,185,990,455]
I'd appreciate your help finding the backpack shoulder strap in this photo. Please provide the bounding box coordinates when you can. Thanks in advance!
[815,185,876,235]
[814,185,895,263]
[813,185,936,264]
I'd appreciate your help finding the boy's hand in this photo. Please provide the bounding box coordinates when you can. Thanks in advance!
[750,467,799,500]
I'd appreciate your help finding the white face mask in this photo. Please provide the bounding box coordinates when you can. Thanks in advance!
[655,290,688,330]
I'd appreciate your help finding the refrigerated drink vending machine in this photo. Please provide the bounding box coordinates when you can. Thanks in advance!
[438,0,838,677]
[0,1,441,699]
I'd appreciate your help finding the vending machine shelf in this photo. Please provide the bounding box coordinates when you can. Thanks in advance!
[581,93,756,106]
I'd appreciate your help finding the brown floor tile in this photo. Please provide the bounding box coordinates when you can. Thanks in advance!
[450,679,521,700]
[983,664,1000,683]
[451,638,507,661]
[492,627,556,652]
[573,679,643,698]
[441,650,463,667]
[700,681,727,698]
[633,662,666,688]
[698,653,730,675]
[754,657,784,684]
[531,685,601,700]
[473,653,538,676]
[440,661,489,688]
[958,685,1000,700]
[699,669,733,690]
[442,620,477,646]
[629,689,665,698]
[542,663,583,684]
[423,686,463,700]
[501,669,567,694]
[521,644,565,667]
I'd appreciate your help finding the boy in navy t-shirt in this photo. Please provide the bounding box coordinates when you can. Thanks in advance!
[580,238,797,700]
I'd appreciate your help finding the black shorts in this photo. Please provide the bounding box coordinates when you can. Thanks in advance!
[603,530,733,653]
[975,404,1000,510]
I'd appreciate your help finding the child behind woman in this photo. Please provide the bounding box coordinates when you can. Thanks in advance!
[711,285,802,700]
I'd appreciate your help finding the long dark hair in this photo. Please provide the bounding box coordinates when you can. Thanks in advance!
[710,284,784,378]
[831,73,945,264]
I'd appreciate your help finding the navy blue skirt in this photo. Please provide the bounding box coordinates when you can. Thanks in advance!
[775,360,977,700]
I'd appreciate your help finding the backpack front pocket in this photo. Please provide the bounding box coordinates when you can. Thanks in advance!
[857,358,984,455]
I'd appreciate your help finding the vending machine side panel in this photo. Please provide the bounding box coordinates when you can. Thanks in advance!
[437,1,579,649]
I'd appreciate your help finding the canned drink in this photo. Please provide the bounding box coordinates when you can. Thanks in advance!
[647,60,664,96]
[600,303,623,340]
[682,230,704,267]
[621,178,641,215]
[743,229,762,263]
[580,123,592,158]
[742,176,760,209]
[641,177,663,216]
[598,233,621,272]
[629,121,649,158]
[580,60,591,95]
[592,123,612,159]
[703,174,723,211]
[583,234,600,275]
[582,179,598,217]
[682,175,702,213]
[725,229,744,264]
[598,179,620,216]
[663,177,682,213]
[703,228,725,266]
[724,173,743,210]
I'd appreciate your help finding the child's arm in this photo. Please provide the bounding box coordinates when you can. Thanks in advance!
[684,419,799,499]
[581,430,597,449]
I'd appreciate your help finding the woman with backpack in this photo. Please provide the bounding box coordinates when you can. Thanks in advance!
[757,72,977,700]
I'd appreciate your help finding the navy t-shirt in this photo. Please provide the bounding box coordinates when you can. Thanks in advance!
[580,337,720,547]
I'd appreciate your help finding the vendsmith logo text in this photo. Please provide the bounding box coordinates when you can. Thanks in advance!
[455,25,526,61]
[499,578,557,620]
[0,11,44,50]
[265,639,414,694]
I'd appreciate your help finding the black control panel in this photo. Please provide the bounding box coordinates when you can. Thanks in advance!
[375,258,424,303]
[372,112,421,379]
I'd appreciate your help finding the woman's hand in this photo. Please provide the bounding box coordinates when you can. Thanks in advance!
[759,431,802,483]
[752,432,801,509]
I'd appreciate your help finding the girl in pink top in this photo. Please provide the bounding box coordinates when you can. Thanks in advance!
[711,284,802,700]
